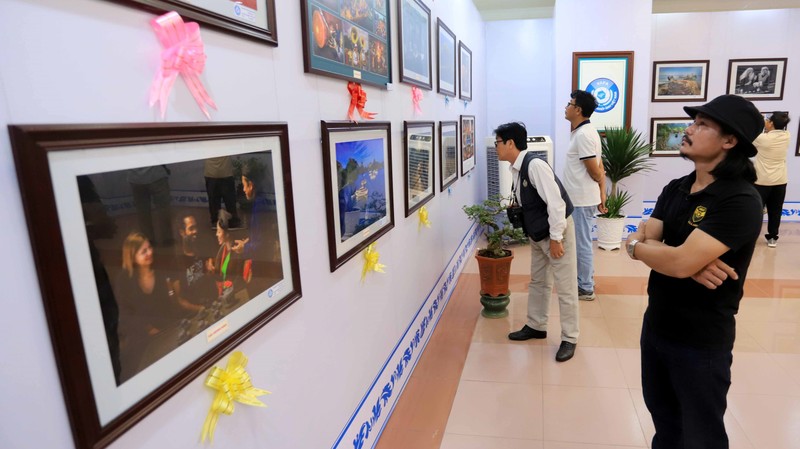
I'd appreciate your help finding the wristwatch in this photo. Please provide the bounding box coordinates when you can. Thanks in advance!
[627,239,639,260]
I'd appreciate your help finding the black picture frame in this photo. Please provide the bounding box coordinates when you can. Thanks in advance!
[458,41,472,101]
[398,0,432,90]
[651,60,709,102]
[8,122,301,449]
[436,19,457,97]
[403,121,435,216]
[109,0,278,45]
[439,120,458,191]
[727,58,788,101]
[320,121,395,271]
[300,0,392,87]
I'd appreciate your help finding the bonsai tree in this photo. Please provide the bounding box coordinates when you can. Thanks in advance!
[463,196,526,258]
[598,127,655,218]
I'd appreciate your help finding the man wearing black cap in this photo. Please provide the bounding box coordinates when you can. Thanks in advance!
[625,94,764,449]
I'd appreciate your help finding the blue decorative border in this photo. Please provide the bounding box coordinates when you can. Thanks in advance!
[330,223,480,449]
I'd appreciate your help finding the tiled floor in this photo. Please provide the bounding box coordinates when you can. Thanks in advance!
[376,223,800,449]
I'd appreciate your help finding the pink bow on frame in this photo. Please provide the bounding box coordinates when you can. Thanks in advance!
[411,86,423,115]
[149,12,217,119]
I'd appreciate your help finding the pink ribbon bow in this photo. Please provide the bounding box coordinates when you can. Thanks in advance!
[411,86,423,115]
[347,82,376,122]
[149,12,217,119]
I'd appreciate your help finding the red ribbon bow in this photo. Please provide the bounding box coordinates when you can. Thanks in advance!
[347,82,376,122]
[411,86,423,115]
[149,12,217,119]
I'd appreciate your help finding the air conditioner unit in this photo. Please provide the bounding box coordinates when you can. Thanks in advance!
[486,135,553,204]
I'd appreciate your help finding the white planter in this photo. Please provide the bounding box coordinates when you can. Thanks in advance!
[596,216,626,250]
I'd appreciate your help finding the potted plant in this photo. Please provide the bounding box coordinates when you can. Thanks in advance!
[596,127,655,250]
[463,196,526,318]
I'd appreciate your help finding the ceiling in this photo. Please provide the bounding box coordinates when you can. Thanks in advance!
[474,0,800,21]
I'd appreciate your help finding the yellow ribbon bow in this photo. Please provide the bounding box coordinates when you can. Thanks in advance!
[361,242,386,282]
[201,351,271,443]
[418,206,431,229]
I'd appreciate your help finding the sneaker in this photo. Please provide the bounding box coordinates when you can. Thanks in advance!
[508,325,547,341]
[555,341,576,362]
[578,289,596,301]
[767,238,777,248]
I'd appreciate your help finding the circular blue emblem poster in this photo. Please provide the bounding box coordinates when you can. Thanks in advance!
[586,78,619,113]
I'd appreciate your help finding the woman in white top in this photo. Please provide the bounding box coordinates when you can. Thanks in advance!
[753,111,791,247]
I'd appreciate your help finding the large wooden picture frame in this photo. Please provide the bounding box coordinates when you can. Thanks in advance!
[403,121,435,216]
[727,58,788,101]
[439,120,458,191]
[321,121,394,271]
[652,60,709,102]
[650,117,692,156]
[8,122,301,448]
[111,0,278,45]
[460,115,476,175]
[300,0,392,87]
[572,51,634,131]
[458,41,472,101]
[398,0,432,89]
[436,19,457,97]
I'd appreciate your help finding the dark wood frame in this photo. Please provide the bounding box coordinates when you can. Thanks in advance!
[403,121,435,216]
[650,117,692,157]
[458,41,472,101]
[651,60,709,102]
[8,122,301,449]
[397,0,432,90]
[796,119,800,157]
[321,121,394,272]
[108,0,278,45]
[439,120,459,191]
[436,19,457,97]
[726,58,788,101]
[572,51,634,131]
[460,115,476,175]
[300,0,392,87]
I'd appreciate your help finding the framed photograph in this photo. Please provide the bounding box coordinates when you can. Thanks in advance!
[113,0,277,45]
[8,122,301,448]
[398,0,432,89]
[460,115,476,175]
[439,120,458,191]
[321,121,394,271]
[436,19,457,97]
[796,120,800,157]
[458,41,473,101]
[652,60,709,102]
[300,0,392,87]
[572,51,634,131]
[403,121,435,216]
[650,117,692,156]
[727,58,788,101]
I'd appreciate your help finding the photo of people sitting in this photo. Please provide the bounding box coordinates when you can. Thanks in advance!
[80,152,284,384]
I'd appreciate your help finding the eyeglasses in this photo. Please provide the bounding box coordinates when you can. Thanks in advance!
[566,101,578,108]
[494,139,504,147]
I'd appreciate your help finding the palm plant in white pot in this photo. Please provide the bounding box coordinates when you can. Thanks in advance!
[596,127,655,250]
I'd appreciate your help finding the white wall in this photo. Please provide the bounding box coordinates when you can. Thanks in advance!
[0,0,486,448]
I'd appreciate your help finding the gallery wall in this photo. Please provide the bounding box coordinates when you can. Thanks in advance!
[0,0,487,448]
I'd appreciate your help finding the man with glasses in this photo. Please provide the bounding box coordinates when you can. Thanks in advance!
[495,122,579,362]
[563,90,606,301]
[625,95,763,448]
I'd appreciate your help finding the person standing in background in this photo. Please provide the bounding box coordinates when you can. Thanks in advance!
[753,111,791,248]
[205,156,241,230]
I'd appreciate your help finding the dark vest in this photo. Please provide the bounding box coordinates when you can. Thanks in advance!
[517,152,574,241]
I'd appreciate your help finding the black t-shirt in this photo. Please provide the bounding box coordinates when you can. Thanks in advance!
[644,172,762,350]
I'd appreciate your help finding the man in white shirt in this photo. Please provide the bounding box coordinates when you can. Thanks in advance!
[562,90,607,301]
[495,122,579,362]
[753,111,791,247]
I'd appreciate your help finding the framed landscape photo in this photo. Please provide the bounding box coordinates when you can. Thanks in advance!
[300,0,391,87]
[652,60,709,102]
[321,121,394,271]
[573,51,634,131]
[398,0,432,89]
[8,122,301,449]
[115,0,278,45]
[727,58,787,101]
[458,41,472,101]
[439,120,458,191]
[650,117,692,156]
[403,121,435,216]
[460,115,476,175]
[436,19,457,97]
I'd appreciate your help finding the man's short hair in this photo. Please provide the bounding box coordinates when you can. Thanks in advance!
[769,111,791,130]
[571,90,597,117]
[493,122,527,150]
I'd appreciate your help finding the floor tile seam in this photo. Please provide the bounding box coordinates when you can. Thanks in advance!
[441,431,543,442]
[728,390,800,398]
[717,397,759,449]
[541,436,648,448]
[457,377,546,388]
[542,384,634,393]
